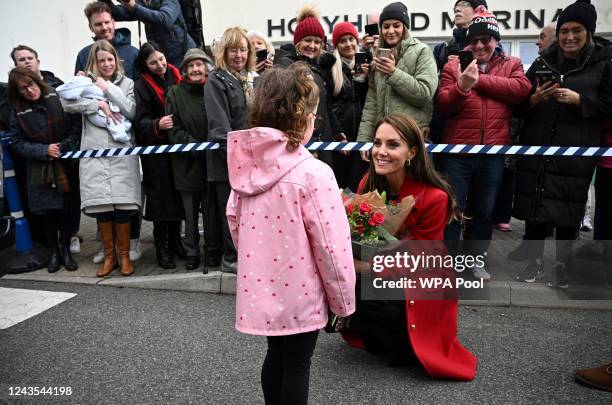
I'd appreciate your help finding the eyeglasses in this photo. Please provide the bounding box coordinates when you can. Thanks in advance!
[18,80,38,94]
[468,36,493,46]
[454,1,473,10]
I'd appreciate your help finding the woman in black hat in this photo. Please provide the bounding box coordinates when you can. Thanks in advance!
[513,0,612,288]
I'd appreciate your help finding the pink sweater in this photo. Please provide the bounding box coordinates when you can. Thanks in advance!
[226,127,356,336]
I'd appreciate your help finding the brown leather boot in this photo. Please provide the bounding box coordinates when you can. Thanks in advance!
[575,363,612,392]
[97,222,117,277]
[115,222,134,276]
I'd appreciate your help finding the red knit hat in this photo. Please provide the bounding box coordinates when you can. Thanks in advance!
[467,5,500,41]
[332,22,359,48]
[293,5,325,45]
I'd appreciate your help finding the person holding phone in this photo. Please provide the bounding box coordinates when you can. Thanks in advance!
[436,6,531,281]
[247,31,275,74]
[513,0,612,288]
[329,22,370,191]
[356,2,438,159]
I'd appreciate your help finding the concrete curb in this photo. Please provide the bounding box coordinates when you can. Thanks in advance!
[3,273,611,310]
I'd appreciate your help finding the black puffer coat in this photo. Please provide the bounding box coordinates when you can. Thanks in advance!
[331,62,369,140]
[134,69,184,221]
[513,39,612,227]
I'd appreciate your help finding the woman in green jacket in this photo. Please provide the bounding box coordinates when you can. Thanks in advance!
[166,48,209,270]
[356,2,438,160]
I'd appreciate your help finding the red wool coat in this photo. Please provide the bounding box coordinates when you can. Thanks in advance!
[342,177,478,381]
[436,53,531,145]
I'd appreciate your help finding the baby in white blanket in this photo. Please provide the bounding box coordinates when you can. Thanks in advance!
[57,76,131,143]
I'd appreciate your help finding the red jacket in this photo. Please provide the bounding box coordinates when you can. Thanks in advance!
[436,53,531,145]
[344,177,478,381]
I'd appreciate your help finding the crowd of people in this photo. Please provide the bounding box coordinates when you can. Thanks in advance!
[1,0,612,400]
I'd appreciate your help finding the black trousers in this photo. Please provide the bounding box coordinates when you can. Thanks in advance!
[206,181,236,262]
[40,210,72,250]
[261,330,319,405]
[524,221,579,263]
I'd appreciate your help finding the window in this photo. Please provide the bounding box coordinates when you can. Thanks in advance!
[519,40,540,69]
[499,41,512,55]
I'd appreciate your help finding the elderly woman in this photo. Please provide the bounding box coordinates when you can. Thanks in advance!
[61,40,141,277]
[356,2,438,151]
[274,5,342,167]
[134,41,185,270]
[330,22,370,191]
[204,26,257,273]
[513,0,612,288]
[436,6,531,281]
[166,48,209,270]
[8,68,79,273]
[247,30,274,74]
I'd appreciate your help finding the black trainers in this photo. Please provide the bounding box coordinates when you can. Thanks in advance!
[516,260,545,283]
[547,263,569,289]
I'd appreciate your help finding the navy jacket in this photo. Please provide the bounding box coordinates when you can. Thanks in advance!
[75,28,139,80]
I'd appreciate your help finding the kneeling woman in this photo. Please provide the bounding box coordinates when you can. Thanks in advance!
[343,114,477,381]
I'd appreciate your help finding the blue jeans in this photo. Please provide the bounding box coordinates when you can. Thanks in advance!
[442,155,505,252]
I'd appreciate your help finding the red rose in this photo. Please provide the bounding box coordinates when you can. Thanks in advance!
[347,204,354,214]
[368,211,385,227]
[356,224,364,235]
[358,202,372,214]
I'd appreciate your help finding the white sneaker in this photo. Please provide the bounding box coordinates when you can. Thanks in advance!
[472,264,491,281]
[129,239,142,261]
[92,242,105,264]
[581,213,593,231]
[69,236,81,254]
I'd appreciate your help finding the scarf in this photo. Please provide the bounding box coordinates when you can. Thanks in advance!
[15,92,69,192]
[141,64,182,107]
[229,69,254,105]
[341,56,355,70]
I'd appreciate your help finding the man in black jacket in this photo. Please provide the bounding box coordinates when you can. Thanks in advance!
[10,45,64,89]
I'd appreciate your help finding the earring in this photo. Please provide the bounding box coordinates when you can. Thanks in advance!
[405,159,411,167]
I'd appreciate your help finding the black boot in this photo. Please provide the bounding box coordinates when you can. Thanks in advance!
[60,244,78,271]
[47,248,62,273]
[154,222,175,269]
[169,221,187,259]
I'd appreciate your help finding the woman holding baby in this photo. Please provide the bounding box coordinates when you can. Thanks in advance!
[61,39,141,278]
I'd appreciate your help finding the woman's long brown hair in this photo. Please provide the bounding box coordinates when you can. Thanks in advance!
[363,114,461,223]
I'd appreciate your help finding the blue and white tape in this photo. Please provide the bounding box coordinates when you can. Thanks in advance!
[60,141,612,159]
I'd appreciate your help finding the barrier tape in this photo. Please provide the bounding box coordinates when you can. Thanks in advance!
[59,141,612,159]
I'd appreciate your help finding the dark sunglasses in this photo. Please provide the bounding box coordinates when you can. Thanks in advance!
[468,36,493,46]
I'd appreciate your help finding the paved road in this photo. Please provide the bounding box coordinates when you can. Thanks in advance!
[0,280,610,404]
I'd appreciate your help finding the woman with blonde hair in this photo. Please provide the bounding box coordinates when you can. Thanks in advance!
[62,39,141,277]
[247,30,275,74]
[204,26,257,273]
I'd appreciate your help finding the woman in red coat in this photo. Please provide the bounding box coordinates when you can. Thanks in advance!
[342,113,477,381]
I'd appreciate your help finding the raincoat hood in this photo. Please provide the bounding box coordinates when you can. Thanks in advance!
[227,127,312,196]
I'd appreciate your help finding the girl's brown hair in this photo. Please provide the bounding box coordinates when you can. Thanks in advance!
[247,62,319,150]
[7,67,51,105]
[215,27,256,72]
[363,114,460,223]
[85,39,125,79]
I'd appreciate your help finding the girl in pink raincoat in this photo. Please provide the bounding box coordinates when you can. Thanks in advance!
[226,63,356,405]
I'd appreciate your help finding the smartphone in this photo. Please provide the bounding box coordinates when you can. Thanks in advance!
[376,48,392,59]
[256,49,268,63]
[459,50,474,72]
[365,23,379,36]
[446,43,461,57]
[355,52,368,65]
[535,70,560,86]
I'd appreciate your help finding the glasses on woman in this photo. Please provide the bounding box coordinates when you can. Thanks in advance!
[455,1,473,9]
[468,36,493,46]
[18,80,38,95]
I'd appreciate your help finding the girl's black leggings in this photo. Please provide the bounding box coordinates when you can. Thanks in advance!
[261,330,319,405]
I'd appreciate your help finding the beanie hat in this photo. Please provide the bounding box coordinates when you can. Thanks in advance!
[467,6,500,41]
[379,2,410,29]
[293,5,325,45]
[180,48,211,74]
[556,0,597,36]
[454,0,488,10]
[332,22,359,48]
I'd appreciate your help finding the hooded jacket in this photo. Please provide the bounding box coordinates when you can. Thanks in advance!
[75,28,139,80]
[436,51,531,145]
[357,36,438,142]
[226,127,356,336]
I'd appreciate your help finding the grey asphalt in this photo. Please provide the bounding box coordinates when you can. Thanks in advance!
[1,279,611,404]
